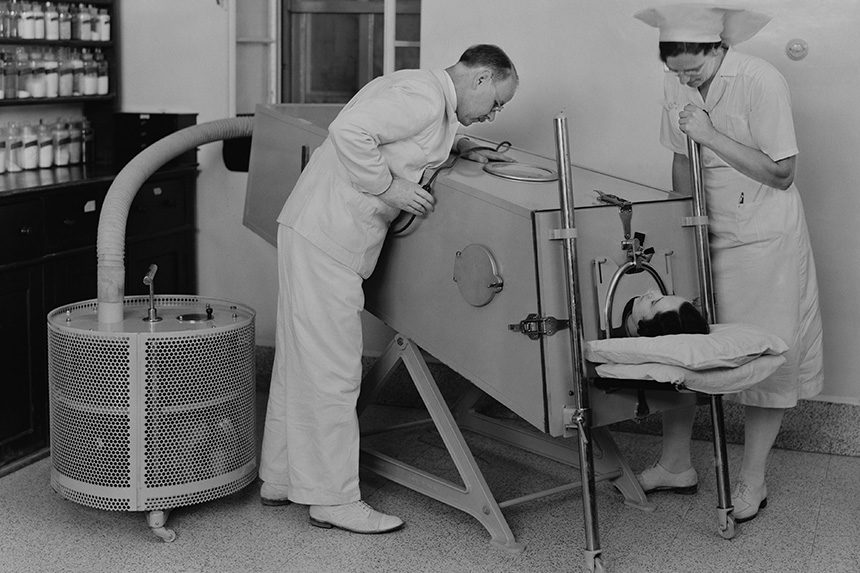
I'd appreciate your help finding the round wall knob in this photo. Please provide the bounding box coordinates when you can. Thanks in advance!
[786,39,808,61]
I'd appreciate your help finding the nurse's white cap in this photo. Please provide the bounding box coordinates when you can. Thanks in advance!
[634,3,771,46]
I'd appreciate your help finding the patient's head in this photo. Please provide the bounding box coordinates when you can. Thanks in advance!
[622,290,709,337]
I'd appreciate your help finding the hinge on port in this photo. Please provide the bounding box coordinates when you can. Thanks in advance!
[508,313,569,340]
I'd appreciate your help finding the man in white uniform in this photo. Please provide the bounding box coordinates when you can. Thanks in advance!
[634,5,823,523]
[260,45,519,534]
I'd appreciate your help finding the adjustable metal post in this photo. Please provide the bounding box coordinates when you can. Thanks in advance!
[686,136,735,539]
[554,114,604,572]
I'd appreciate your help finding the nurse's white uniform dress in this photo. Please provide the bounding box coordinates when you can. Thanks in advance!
[260,69,460,504]
[661,49,823,408]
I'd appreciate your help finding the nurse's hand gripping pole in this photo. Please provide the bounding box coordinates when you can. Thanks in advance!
[552,113,604,573]
[686,135,736,540]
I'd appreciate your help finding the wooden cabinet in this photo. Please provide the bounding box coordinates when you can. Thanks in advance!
[0,166,198,475]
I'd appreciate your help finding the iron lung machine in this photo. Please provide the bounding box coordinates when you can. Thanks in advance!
[244,105,726,572]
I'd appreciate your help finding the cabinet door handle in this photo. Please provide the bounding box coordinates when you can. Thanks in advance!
[19,226,32,235]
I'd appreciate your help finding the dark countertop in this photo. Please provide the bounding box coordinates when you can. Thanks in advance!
[0,164,199,199]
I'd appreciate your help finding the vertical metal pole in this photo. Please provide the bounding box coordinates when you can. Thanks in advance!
[383,0,396,75]
[686,136,735,537]
[554,114,602,570]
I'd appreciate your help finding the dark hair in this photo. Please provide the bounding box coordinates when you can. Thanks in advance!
[458,44,517,82]
[658,41,723,63]
[636,301,710,337]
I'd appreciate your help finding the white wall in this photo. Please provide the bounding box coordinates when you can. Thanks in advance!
[120,0,279,346]
[422,0,860,404]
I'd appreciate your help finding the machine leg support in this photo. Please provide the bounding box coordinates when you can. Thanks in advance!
[584,548,605,573]
[717,506,736,539]
[146,509,176,543]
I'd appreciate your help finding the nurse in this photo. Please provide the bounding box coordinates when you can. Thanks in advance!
[633,4,823,522]
[259,45,519,534]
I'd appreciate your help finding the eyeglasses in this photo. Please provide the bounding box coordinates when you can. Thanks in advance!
[490,80,505,114]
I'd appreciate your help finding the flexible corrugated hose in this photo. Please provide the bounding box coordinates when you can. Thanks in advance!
[97,116,254,324]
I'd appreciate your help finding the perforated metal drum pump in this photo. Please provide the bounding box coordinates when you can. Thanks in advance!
[47,118,258,542]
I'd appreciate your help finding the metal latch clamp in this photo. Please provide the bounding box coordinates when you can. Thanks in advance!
[509,313,569,340]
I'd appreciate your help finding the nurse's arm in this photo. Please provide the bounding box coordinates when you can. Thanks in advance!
[702,130,796,190]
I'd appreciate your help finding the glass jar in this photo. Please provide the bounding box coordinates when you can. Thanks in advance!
[57,47,72,96]
[95,49,108,95]
[7,122,22,172]
[44,48,58,97]
[68,118,81,164]
[27,49,45,98]
[17,1,33,39]
[0,126,7,173]
[44,1,58,39]
[3,50,17,100]
[15,46,30,98]
[58,3,71,40]
[21,122,38,169]
[37,121,53,168]
[82,48,96,95]
[52,120,70,166]
[32,1,43,39]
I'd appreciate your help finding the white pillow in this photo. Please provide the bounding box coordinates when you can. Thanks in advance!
[585,323,788,371]
[594,354,786,394]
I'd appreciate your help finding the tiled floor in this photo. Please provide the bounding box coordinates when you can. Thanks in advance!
[2,395,858,573]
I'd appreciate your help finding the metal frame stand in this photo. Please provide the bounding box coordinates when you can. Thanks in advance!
[357,334,653,559]
[686,136,736,539]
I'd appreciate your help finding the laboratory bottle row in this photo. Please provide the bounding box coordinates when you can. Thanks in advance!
[1,45,108,99]
[0,1,110,42]
[0,116,94,173]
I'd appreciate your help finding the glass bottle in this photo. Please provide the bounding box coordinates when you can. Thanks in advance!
[80,116,93,164]
[21,122,37,169]
[82,48,96,95]
[28,49,45,98]
[58,3,71,40]
[96,7,108,41]
[3,49,16,100]
[57,47,72,96]
[6,0,18,38]
[44,1,58,40]
[32,1,43,39]
[68,118,81,164]
[7,122,22,172]
[95,48,107,95]
[17,1,33,39]
[37,121,52,168]
[0,2,9,39]
[15,46,30,98]
[52,119,69,166]
[0,126,6,174]
[44,48,58,97]
[74,2,89,41]
[70,48,83,96]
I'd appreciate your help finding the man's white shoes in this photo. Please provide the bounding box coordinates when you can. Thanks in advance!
[260,482,292,506]
[309,500,404,534]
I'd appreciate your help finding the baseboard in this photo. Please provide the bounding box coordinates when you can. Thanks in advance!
[255,346,860,458]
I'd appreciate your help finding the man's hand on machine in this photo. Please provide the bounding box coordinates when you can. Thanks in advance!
[379,177,435,216]
[456,138,515,164]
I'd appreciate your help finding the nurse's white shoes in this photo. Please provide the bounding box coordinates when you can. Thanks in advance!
[309,500,404,534]
[732,481,767,523]
[260,482,292,506]
[637,462,698,494]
